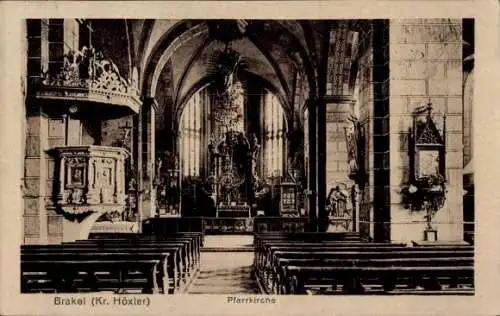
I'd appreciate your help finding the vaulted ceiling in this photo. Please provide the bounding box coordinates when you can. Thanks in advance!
[89,19,370,128]
[133,20,323,114]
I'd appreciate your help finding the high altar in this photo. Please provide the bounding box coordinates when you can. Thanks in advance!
[207,53,259,217]
[210,131,258,218]
[155,42,304,227]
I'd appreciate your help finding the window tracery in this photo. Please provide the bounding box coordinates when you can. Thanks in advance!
[263,91,285,178]
[180,91,203,177]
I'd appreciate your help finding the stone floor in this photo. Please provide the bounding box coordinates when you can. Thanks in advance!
[186,235,259,294]
[202,235,254,250]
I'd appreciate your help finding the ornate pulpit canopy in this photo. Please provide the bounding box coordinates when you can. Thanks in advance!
[30,47,141,119]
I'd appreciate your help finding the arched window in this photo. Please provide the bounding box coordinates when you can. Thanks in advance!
[263,91,285,178]
[180,91,203,177]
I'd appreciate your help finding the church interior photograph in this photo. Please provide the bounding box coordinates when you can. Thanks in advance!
[20,18,474,295]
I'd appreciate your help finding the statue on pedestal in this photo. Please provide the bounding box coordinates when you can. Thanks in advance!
[249,133,260,182]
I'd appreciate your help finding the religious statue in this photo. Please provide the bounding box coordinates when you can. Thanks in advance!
[324,184,354,232]
[214,44,242,95]
[326,185,352,218]
[208,133,218,170]
[249,133,260,182]
[217,134,232,172]
[155,156,163,185]
[234,132,250,174]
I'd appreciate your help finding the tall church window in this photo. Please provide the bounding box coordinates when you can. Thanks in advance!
[180,91,203,177]
[263,91,285,178]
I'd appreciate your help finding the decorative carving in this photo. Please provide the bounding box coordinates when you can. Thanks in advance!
[54,146,128,219]
[208,131,260,208]
[32,47,141,114]
[344,115,367,188]
[154,150,180,217]
[325,183,354,232]
[40,47,130,93]
[416,120,443,145]
[410,102,446,181]
[402,102,447,236]
[280,183,299,217]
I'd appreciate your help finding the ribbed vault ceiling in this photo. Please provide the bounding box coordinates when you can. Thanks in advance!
[139,20,313,115]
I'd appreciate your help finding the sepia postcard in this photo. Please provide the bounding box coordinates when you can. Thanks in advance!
[0,1,499,315]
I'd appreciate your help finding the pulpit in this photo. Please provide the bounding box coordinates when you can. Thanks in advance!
[54,145,129,240]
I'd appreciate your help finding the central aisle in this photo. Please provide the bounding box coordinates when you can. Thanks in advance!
[186,235,260,294]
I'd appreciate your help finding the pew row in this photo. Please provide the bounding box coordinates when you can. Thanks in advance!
[21,257,165,294]
[253,232,474,295]
[22,246,181,293]
[21,232,202,294]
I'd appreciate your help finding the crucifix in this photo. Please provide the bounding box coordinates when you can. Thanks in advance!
[77,19,94,48]
[84,19,93,48]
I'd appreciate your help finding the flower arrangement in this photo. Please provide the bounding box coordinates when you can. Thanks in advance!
[400,173,447,229]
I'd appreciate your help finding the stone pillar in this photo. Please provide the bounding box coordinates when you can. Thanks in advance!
[46,118,66,243]
[356,25,375,240]
[306,98,318,231]
[350,20,391,241]
[141,98,157,219]
[323,99,356,231]
[372,20,391,242]
[325,99,355,187]
[388,19,463,242]
[24,110,49,244]
[24,19,48,244]
[317,98,327,232]
[24,19,81,244]
[134,107,143,225]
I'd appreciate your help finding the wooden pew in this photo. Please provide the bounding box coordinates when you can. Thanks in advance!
[22,246,180,293]
[101,233,203,266]
[81,234,201,276]
[253,232,368,267]
[262,245,473,269]
[141,217,205,244]
[265,249,473,294]
[73,237,195,268]
[273,257,473,294]
[64,240,193,290]
[260,247,473,292]
[254,232,363,245]
[21,256,165,294]
[71,237,198,275]
[22,232,202,294]
[256,242,409,270]
[90,232,204,257]
[254,231,474,295]
[282,264,473,295]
